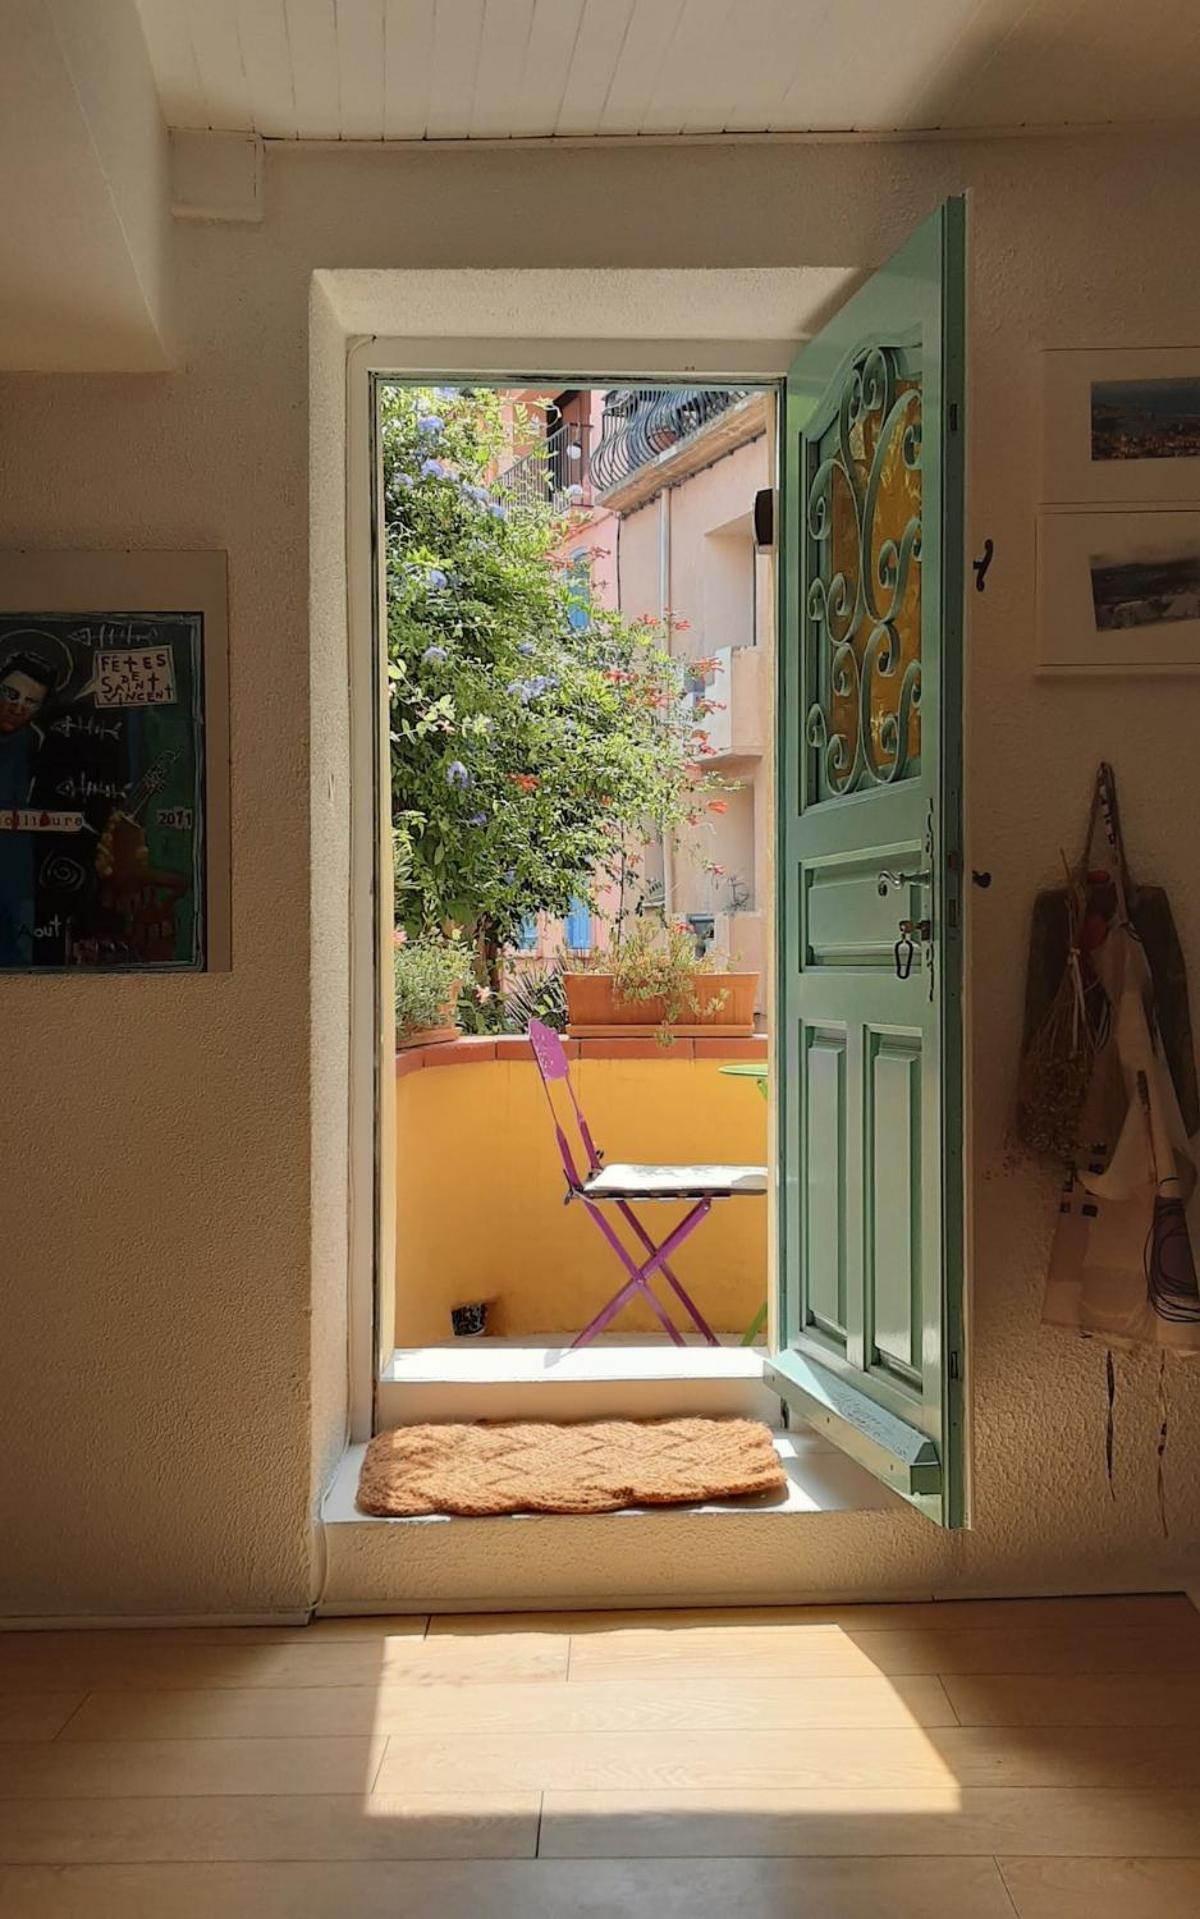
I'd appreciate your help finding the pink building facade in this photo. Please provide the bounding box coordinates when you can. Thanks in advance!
[498,386,773,1014]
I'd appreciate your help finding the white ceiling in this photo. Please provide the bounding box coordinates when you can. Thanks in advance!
[134,0,1200,142]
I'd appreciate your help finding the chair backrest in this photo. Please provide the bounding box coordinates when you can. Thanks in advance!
[527,1019,601,1190]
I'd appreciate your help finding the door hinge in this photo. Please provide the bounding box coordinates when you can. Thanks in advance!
[949,402,960,432]
[949,1350,961,1381]
[948,898,958,930]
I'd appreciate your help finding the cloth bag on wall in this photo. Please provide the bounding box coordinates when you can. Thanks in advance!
[1037,767,1200,1353]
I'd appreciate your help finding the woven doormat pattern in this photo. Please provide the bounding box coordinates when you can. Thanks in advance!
[356,1417,787,1517]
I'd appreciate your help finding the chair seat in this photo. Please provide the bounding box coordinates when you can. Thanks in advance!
[582,1162,768,1200]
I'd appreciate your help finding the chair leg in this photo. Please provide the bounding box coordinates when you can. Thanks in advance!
[614,1198,719,1346]
[570,1199,714,1350]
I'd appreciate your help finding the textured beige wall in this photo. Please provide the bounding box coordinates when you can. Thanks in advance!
[1,129,1198,1618]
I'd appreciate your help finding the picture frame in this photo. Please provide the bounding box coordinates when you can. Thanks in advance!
[1043,347,1200,505]
[1036,507,1200,674]
[0,550,230,971]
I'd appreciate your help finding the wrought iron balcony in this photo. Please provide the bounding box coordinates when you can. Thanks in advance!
[496,420,592,514]
[592,387,750,494]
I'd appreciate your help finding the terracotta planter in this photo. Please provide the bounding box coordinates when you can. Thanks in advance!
[396,1021,458,1050]
[564,971,757,1039]
[395,980,461,1050]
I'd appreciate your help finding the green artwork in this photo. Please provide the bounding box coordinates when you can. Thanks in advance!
[0,610,206,970]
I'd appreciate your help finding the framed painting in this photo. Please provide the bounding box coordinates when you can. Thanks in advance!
[0,550,229,971]
[1043,347,1200,505]
[1036,507,1200,673]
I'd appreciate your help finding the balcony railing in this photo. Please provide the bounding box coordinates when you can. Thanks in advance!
[496,420,592,514]
[592,387,750,494]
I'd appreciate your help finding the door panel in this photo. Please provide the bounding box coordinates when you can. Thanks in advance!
[769,198,966,1526]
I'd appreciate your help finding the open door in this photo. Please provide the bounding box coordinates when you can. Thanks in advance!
[768,198,966,1525]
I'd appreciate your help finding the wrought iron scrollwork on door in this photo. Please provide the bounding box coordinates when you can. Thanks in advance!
[805,344,923,800]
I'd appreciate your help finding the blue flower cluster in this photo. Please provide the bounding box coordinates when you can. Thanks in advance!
[417,414,445,435]
[421,644,448,665]
[425,568,448,590]
[506,674,559,705]
[445,760,470,789]
[420,458,447,479]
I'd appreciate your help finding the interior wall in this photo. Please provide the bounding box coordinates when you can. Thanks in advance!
[1,128,1198,1616]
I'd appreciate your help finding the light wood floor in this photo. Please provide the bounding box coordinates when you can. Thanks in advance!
[1,1593,1199,1916]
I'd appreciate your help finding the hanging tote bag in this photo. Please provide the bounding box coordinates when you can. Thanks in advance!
[1039,768,1200,1353]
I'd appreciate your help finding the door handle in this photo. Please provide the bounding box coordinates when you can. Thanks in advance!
[877,868,932,897]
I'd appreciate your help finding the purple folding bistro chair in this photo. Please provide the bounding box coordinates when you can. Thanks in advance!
[527,1019,767,1350]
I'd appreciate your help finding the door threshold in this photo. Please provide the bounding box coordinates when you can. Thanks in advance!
[379,1335,777,1425]
[385,1334,766,1382]
[325,1430,899,1528]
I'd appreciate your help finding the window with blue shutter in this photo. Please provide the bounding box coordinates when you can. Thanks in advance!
[564,898,592,952]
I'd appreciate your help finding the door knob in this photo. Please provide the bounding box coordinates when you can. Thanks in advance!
[877,868,932,897]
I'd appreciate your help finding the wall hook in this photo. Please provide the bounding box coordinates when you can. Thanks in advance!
[972,539,994,593]
[971,870,993,889]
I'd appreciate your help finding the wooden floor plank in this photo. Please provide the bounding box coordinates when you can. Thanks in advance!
[61,1674,957,1741]
[0,1738,386,1799]
[373,1723,1200,1794]
[0,1620,428,1649]
[946,1672,1200,1727]
[998,1857,1200,1918]
[567,1623,1200,1682]
[540,1786,1200,1858]
[0,1793,539,1864]
[0,1638,566,1694]
[430,1594,1194,1637]
[0,1696,84,1742]
[0,1856,1016,1918]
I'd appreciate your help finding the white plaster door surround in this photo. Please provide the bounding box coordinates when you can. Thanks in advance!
[318,267,863,1445]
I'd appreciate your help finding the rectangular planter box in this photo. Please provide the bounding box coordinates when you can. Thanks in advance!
[564,971,757,1039]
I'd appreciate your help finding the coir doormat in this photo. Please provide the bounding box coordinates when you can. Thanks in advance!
[356,1416,786,1517]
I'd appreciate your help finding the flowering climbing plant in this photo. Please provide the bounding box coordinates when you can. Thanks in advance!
[383,384,728,985]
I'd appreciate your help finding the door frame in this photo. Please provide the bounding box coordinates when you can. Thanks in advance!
[343,315,800,1442]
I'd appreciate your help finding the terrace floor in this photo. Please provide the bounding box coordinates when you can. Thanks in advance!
[3,1593,1199,1916]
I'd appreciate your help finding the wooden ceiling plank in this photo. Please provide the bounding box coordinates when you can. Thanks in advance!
[426,0,486,139]
[509,0,586,138]
[555,0,635,138]
[470,0,537,138]
[236,0,296,138]
[285,0,341,137]
[716,0,825,133]
[597,0,687,134]
[640,0,746,136]
[383,0,435,138]
[135,0,208,129]
[187,0,252,132]
[336,0,385,137]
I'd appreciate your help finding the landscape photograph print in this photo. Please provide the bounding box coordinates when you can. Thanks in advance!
[1090,535,1200,635]
[1091,375,1200,462]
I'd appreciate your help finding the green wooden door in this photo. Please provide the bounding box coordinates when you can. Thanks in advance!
[768,198,966,1526]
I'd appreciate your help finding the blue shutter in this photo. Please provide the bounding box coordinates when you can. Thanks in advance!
[517,915,538,952]
[564,898,592,952]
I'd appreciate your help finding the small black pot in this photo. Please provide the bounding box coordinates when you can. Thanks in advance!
[450,1300,489,1338]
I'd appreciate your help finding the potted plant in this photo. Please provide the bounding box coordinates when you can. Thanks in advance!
[563,917,757,1044]
[394,931,472,1048]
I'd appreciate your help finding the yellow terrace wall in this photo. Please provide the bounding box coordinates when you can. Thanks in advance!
[394,1037,767,1346]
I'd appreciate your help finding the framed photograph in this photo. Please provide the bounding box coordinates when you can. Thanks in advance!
[1036,507,1200,672]
[1043,347,1200,504]
[0,550,229,971]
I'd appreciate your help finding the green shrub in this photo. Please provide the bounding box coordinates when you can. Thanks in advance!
[393,933,472,1037]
